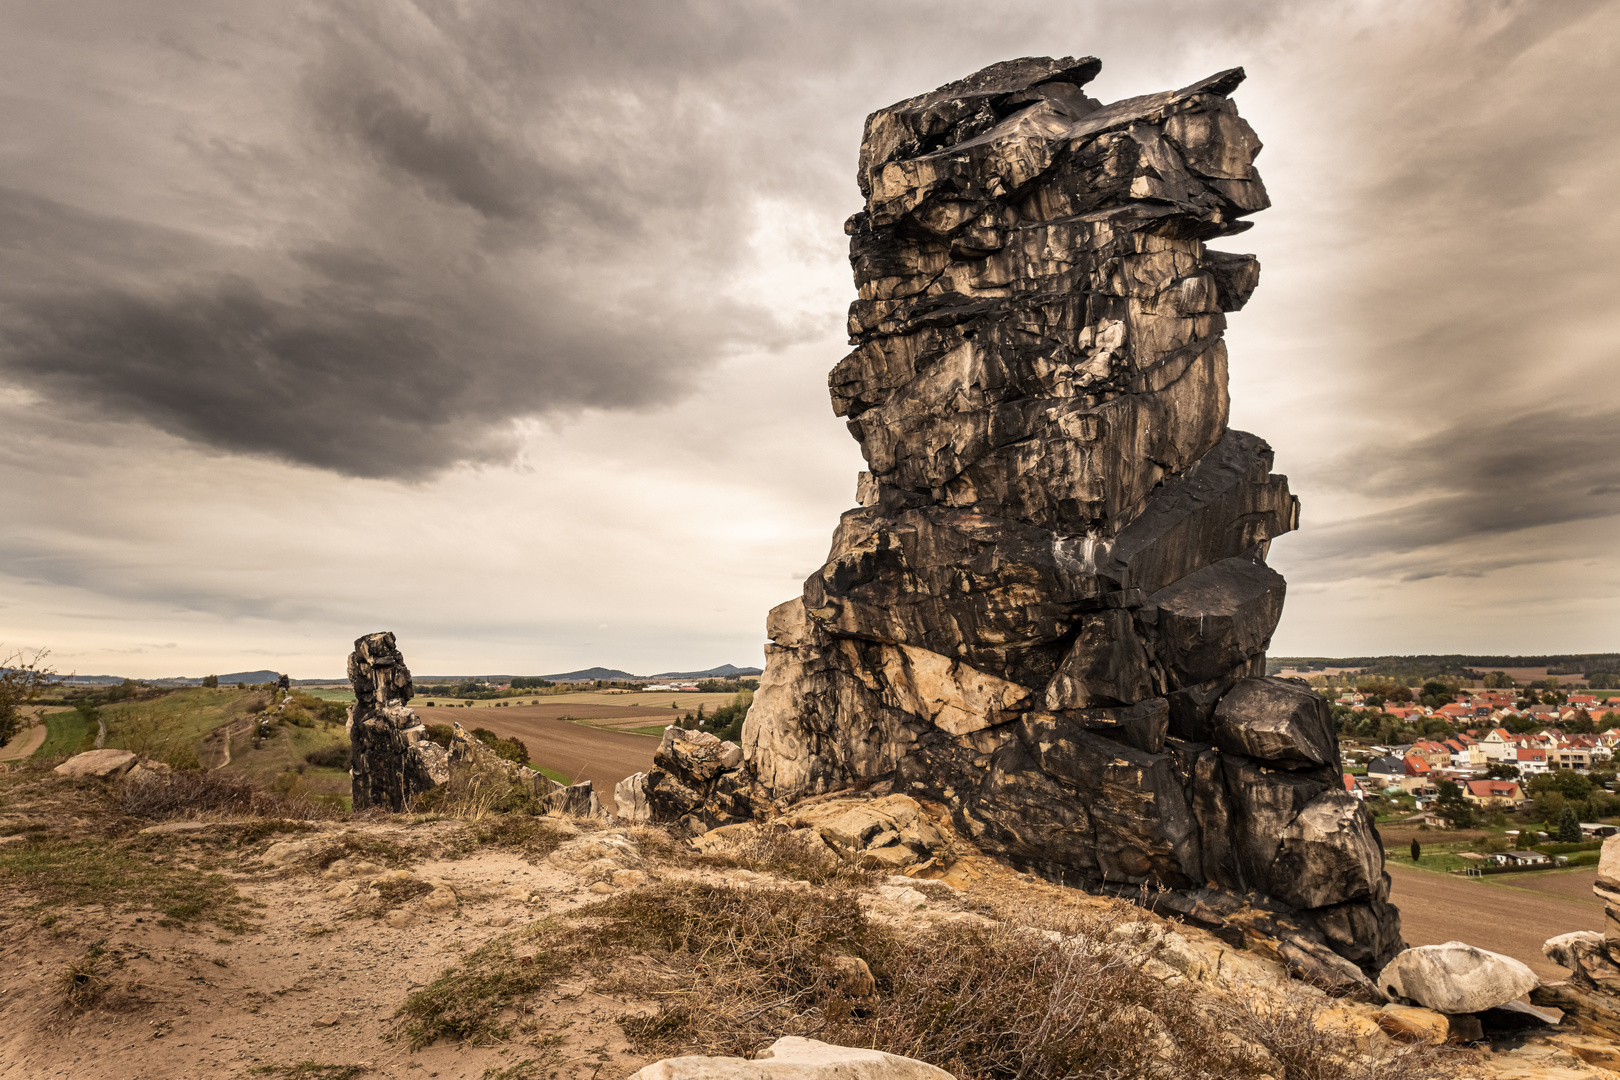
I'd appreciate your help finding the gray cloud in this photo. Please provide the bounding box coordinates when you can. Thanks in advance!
[2,0,1617,670]
[1297,406,1620,580]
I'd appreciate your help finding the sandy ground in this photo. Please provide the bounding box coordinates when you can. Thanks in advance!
[414,705,660,813]
[0,820,660,1080]
[1387,863,1602,980]
[0,724,46,763]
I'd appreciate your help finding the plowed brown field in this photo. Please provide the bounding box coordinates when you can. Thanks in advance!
[1386,863,1601,980]
[413,703,662,814]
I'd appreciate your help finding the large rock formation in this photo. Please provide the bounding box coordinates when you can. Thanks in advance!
[615,56,1399,976]
[720,56,1400,974]
[347,631,448,811]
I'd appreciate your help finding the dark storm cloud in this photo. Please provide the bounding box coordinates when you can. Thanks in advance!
[1299,407,1620,580]
[0,0,852,478]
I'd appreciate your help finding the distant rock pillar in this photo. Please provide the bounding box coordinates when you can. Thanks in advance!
[347,632,446,811]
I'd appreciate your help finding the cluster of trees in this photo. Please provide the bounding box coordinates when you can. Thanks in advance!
[695,678,759,694]
[421,723,531,765]
[508,677,556,690]
[679,690,754,742]
[1525,770,1620,829]
[0,647,54,747]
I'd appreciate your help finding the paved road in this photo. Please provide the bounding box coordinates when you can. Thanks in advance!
[1387,863,1601,980]
[414,704,662,815]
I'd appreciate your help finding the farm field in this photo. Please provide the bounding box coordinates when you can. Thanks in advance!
[1386,863,1600,980]
[416,690,741,712]
[412,703,660,813]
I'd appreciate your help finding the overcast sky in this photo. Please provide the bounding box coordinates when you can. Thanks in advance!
[2,0,1616,679]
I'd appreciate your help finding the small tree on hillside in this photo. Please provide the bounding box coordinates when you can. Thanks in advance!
[1410,839,1421,862]
[1557,805,1583,843]
[202,674,219,689]
[0,647,55,747]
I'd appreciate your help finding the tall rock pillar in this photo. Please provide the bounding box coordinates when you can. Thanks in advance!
[347,631,447,811]
[740,56,1402,974]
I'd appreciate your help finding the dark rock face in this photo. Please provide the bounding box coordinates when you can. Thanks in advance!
[347,631,447,812]
[733,56,1401,974]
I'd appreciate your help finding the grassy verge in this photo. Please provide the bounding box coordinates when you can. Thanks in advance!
[35,709,96,760]
[532,765,570,785]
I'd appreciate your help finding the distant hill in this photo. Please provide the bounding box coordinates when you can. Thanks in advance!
[649,664,763,679]
[538,664,763,682]
[55,669,285,687]
[540,667,642,682]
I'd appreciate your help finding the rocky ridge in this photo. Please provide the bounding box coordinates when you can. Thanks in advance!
[623,55,1400,979]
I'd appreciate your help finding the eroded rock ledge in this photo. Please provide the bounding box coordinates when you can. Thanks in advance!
[621,55,1402,979]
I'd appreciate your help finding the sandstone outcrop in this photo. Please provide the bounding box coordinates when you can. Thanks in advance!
[1534,834,1620,1036]
[346,632,448,811]
[628,55,1400,975]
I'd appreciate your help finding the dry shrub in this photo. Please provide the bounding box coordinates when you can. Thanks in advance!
[1217,989,1463,1080]
[471,814,568,860]
[396,881,1254,1080]
[420,754,532,820]
[119,768,341,821]
[688,823,879,888]
[303,832,415,871]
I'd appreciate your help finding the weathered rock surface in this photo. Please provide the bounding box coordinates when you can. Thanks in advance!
[628,1036,956,1080]
[53,748,137,778]
[346,632,447,812]
[1379,942,1539,1014]
[1534,843,1620,1037]
[624,55,1399,974]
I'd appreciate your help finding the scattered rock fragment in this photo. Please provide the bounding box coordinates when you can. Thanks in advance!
[628,1036,956,1080]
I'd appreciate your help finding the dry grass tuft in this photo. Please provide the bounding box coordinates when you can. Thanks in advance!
[687,824,879,888]
[57,940,110,1011]
[470,814,569,861]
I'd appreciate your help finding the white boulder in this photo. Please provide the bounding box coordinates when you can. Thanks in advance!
[628,1037,954,1080]
[1377,941,1538,1013]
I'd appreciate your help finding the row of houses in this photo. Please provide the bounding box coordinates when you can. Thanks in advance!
[1350,762,1529,808]
[1335,687,1614,725]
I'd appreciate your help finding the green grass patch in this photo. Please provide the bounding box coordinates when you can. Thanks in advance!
[34,709,95,759]
[531,765,570,785]
[0,836,256,931]
[294,688,357,704]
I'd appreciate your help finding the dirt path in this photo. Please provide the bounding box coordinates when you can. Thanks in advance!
[414,705,660,813]
[1387,863,1601,980]
[0,723,46,762]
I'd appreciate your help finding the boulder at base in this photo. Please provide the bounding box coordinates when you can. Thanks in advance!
[628,1037,956,1080]
[53,749,138,778]
[1378,941,1538,1014]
